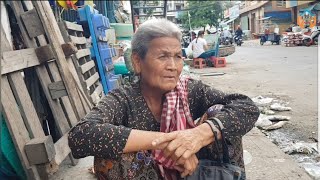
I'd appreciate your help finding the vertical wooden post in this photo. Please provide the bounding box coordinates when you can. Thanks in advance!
[32,1,86,120]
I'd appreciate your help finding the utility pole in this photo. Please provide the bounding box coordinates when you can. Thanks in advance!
[188,11,191,30]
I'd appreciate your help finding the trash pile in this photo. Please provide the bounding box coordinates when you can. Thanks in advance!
[252,96,292,131]
[252,95,320,179]
[266,130,320,179]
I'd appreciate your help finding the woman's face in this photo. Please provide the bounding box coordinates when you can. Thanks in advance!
[133,37,183,93]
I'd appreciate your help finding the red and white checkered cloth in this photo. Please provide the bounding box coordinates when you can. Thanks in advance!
[152,76,195,179]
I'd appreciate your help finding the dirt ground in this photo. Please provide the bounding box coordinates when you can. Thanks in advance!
[192,40,318,142]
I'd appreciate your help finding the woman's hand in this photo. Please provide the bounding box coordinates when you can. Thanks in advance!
[152,123,214,164]
[174,154,199,178]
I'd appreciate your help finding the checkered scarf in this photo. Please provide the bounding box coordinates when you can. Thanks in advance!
[153,76,195,179]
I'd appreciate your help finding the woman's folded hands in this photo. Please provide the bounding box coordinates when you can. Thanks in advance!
[152,123,214,177]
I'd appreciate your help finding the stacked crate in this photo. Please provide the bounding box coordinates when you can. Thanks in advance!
[77,5,120,93]
[284,33,303,47]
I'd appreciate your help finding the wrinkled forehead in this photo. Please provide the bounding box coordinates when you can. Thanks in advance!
[147,37,182,54]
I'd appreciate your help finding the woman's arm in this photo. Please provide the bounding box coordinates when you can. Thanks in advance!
[123,129,165,153]
[203,39,209,50]
[188,79,260,138]
[68,90,165,160]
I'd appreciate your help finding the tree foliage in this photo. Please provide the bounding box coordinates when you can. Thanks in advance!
[178,1,223,30]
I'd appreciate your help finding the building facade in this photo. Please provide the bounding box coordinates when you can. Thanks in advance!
[286,0,320,28]
[166,0,185,24]
[235,0,291,36]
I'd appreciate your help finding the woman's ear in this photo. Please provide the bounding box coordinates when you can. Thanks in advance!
[131,52,142,75]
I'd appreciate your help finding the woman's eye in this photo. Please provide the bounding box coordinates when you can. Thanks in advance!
[159,55,166,59]
[175,55,182,59]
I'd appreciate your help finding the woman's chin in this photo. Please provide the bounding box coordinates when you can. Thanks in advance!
[160,84,177,92]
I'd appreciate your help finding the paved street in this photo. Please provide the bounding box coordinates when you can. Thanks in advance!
[197,40,318,142]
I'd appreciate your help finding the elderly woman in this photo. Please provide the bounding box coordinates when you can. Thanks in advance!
[68,19,259,180]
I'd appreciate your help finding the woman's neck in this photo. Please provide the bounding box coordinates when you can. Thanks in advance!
[140,83,164,105]
[140,81,164,121]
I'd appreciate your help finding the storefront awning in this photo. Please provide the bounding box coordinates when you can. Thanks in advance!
[257,16,271,21]
[220,17,237,25]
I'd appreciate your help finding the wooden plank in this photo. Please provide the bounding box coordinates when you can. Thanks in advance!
[69,35,86,45]
[25,136,55,165]
[51,132,70,166]
[10,0,79,171]
[35,45,55,63]
[90,83,103,104]
[1,76,40,180]
[20,8,45,38]
[33,1,86,119]
[48,81,68,99]
[75,48,90,59]
[64,21,83,32]
[36,66,70,135]
[85,72,99,88]
[80,60,95,74]
[7,72,45,138]
[1,48,43,75]
[47,61,79,127]
[77,87,91,115]
[66,50,92,114]
[1,10,42,179]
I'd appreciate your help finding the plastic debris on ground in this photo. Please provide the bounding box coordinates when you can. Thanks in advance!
[252,96,292,131]
[283,142,318,155]
[262,120,319,179]
[255,114,290,131]
[252,95,274,107]
[300,162,320,179]
[270,103,292,111]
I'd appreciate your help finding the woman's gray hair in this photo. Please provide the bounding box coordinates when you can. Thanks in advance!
[131,18,182,59]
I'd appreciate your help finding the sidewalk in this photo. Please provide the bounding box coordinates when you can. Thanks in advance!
[244,128,312,180]
[50,128,312,180]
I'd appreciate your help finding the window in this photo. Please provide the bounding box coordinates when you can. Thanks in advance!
[276,0,285,7]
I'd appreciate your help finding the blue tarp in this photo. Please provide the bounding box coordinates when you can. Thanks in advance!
[264,11,291,23]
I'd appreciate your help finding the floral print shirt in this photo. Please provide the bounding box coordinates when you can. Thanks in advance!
[68,79,259,180]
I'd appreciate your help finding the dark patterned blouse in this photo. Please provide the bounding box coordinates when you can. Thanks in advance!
[68,79,259,180]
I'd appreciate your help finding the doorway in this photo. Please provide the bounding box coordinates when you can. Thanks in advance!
[251,13,256,33]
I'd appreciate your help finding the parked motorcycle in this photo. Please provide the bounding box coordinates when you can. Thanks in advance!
[220,36,233,45]
[302,26,320,46]
[234,35,243,46]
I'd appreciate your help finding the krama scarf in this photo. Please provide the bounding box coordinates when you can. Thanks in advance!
[152,76,195,180]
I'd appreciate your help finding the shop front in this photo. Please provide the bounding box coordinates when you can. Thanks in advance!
[297,2,320,28]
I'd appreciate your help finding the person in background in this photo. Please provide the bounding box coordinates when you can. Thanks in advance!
[222,28,232,39]
[235,25,243,38]
[68,18,259,180]
[190,30,209,59]
[191,31,196,41]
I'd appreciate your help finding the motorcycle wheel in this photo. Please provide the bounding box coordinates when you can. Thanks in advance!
[314,36,318,45]
[303,39,311,46]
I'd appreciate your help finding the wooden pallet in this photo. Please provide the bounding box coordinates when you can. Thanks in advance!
[59,21,104,104]
[1,1,93,179]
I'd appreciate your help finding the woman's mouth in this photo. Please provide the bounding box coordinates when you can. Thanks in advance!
[163,76,176,80]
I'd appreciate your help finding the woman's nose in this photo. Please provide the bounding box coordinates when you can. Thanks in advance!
[166,57,177,70]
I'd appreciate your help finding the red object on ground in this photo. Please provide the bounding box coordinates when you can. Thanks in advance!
[193,58,206,69]
[213,57,226,68]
